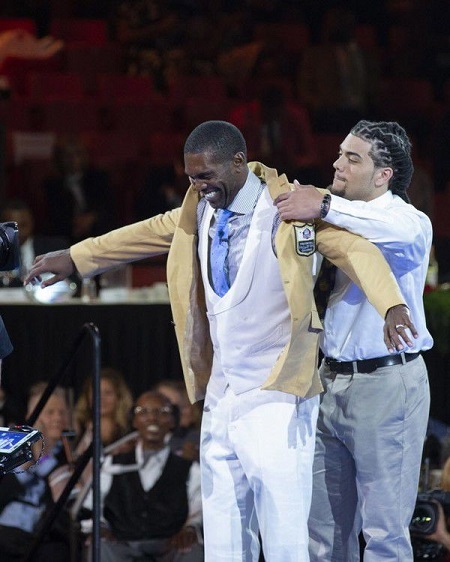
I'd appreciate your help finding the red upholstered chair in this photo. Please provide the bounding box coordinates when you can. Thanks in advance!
[96,73,156,103]
[78,130,145,224]
[39,100,101,133]
[253,22,310,54]
[27,71,86,101]
[0,18,37,34]
[2,56,64,97]
[106,99,176,136]
[166,75,227,105]
[145,131,185,167]
[378,78,435,119]
[79,130,142,167]
[182,97,232,131]
[4,97,46,131]
[50,19,108,45]
[63,43,125,94]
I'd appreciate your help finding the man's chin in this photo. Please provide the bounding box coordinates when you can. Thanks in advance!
[330,182,344,196]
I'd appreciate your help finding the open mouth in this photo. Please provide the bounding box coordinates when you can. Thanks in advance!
[201,187,220,201]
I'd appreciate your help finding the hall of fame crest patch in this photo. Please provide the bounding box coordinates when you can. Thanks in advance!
[294,224,315,256]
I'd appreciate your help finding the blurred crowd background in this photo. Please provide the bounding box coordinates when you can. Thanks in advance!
[0,0,449,284]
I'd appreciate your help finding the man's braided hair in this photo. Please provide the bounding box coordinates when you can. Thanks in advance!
[350,120,414,203]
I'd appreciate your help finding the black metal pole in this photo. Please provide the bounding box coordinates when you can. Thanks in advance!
[90,323,102,562]
[21,322,102,562]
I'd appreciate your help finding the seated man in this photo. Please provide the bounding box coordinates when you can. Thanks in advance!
[83,390,203,562]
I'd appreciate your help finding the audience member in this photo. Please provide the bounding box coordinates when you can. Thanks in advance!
[0,383,72,561]
[134,158,186,221]
[74,367,134,455]
[229,84,322,184]
[0,198,69,287]
[153,379,201,462]
[42,135,116,244]
[297,6,380,132]
[109,0,186,88]
[82,390,203,562]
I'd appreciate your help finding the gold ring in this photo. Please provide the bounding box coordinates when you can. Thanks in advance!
[395,324,406,329]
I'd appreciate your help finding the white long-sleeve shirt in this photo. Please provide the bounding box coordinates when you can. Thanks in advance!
[321,191,433,361]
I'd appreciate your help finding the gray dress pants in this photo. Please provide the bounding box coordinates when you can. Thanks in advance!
[308,355,430,562]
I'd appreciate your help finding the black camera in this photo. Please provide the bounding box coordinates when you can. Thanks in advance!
[0,221,20,271]
[411,490,450,536]
[0,425,43,474]
[410,490,450,561]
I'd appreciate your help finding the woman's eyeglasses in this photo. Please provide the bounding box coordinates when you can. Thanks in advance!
[133,405,173,417]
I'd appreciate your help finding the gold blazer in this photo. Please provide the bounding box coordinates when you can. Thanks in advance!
[71,162,404,403]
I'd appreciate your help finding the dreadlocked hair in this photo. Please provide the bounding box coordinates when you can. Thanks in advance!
[184,120,247,163]
[350,120,414,203]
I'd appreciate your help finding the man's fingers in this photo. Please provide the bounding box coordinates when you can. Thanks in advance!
[274,192,290,205]
[293,179,314,190]
[408,320,418,339]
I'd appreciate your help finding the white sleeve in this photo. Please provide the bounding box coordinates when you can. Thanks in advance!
[185,461,202,530]
[326,195,432,262]
[82,455,113,512]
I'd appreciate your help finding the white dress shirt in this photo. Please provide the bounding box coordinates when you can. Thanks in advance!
[321,191,433,361]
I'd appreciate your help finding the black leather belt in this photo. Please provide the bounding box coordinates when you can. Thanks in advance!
[324,352,420,374]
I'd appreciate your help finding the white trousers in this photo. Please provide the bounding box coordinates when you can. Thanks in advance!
[200,384,319,562]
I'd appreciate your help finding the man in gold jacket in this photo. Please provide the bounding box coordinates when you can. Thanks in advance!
[26,121,412,562]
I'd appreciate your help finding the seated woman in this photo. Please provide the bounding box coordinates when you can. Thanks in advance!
[74,367,134,455]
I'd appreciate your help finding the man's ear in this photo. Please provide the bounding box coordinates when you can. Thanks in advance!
[233,152,246,170]
[375,167,393,187]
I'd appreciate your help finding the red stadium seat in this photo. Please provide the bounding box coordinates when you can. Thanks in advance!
[0,18,37,35]
[50,19,108,45]
[96,73,157,103]
[27,71,86,101]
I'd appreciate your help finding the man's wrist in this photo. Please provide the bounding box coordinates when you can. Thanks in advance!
[320,194,331,219]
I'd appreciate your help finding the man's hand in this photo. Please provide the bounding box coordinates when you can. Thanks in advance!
[384,304,418,352]
[426,502,450,550]
[23,249,76,288]
[169,526,198,552]
[274,180,323,221]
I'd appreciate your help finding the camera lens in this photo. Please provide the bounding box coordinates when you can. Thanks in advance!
[411,503,437,535]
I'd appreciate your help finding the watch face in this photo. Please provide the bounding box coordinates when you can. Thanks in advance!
[0,427,40,453]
